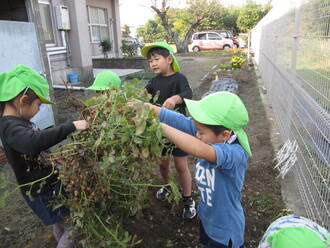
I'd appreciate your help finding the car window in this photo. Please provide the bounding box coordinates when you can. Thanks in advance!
[123,39,134,45]
[197,33,207,40]
[208,33,221,40]
[219,32,227,37]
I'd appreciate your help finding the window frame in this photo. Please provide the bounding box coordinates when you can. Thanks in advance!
[38,0,56,46]
[87,6,109,43]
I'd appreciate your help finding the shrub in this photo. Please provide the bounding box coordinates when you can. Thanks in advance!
[121,40,138,57]
[99,39,112,58]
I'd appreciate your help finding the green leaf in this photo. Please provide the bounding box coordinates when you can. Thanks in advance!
[135,119,146,135]
[141,146,149,158]
[133,137,142,144]
[121,133,130,143]
[156,128,162,140]
[95,132,104,147]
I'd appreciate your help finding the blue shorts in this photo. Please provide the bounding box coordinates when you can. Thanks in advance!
[200,222,244,248]
[23,181,70,226]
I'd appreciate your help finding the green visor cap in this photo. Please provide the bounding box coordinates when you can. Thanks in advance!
[0,64,54,104]
[184,91,252,156]
[267,227,326,248]
[86,70,121,91]
[141,41,180,73]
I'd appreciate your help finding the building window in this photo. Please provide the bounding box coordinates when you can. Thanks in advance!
[0,0,28,22]
[87,6,109,42]
[38,0,55,44]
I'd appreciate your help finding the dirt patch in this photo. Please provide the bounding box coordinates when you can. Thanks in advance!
[0,56,285,248]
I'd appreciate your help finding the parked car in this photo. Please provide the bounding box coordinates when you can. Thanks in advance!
[202,30,241,48]
[191,31,234,52]
[122,37,145,50]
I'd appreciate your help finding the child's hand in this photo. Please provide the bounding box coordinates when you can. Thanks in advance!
[73,120,90,131]
[163,97,176,110]
[0,146,6,163]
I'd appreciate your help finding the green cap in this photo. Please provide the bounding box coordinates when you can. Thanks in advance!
[267,227,326,248]
[141,41,180,72]
[0,64,54,104]
[86,70,121,91]
[184,91,252,156]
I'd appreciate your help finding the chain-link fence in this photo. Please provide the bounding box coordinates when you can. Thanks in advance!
[250,0,329,229]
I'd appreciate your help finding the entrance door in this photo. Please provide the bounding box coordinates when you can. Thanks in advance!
[0,21,54,129]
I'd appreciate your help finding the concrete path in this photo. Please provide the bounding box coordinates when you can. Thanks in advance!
[93,68,144,78]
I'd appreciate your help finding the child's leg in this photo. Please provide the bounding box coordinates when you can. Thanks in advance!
[56,219,77,248]
[173,153,196,219]
[159,157,171,183]
[173,155,192,197]
[156,157,173,201]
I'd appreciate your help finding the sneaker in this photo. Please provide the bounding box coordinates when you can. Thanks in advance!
[182,198,197,219]
[156,185,172,201]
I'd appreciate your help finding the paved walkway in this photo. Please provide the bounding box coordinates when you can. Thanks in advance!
[93,68,144,79]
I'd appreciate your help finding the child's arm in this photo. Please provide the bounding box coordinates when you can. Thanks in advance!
[163,95,182,110]
[163,74,193,109]
[6,120,89,156]
[162,123,217,163]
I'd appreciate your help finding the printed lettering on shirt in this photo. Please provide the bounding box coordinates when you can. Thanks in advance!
[196,162,215,206]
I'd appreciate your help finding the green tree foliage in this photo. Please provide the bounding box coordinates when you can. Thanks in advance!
[150,0,222,53]
[136,18,172,43]
[136,0,272,50]
[237,0,272,32]
[122,24,131,38]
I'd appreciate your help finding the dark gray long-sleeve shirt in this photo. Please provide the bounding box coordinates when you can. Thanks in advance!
[0,116,76,195]
[145,72,193,115]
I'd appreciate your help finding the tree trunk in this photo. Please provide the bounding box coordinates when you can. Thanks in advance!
[151,0,207,53]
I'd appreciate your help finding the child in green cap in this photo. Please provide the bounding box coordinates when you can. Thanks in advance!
[130,91,251,248]
[0,65,89,248]
[258,215,329,248]
[141,41,196,219]
[85,70,122,91]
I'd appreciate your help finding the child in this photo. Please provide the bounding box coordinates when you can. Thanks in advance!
[258,215,329,248]
[85,70,121,91]
[133,91,252,248]
[0,65,89,248]
[141,41,196,219]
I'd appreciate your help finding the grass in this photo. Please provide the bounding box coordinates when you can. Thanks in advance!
[186,48,244,57]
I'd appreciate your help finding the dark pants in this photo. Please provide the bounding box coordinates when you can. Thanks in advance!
[200,222,244,248]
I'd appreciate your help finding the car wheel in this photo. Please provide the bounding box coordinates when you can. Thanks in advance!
[233,44,239,49]
[192,46,200,52]
[223,45,231,50]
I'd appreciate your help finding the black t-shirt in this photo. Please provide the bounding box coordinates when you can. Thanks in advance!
[145,72,193,115]
[0,116,76,196]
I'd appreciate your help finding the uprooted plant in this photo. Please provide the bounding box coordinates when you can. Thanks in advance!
[54,83,181,247]
[1,82,180,248]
